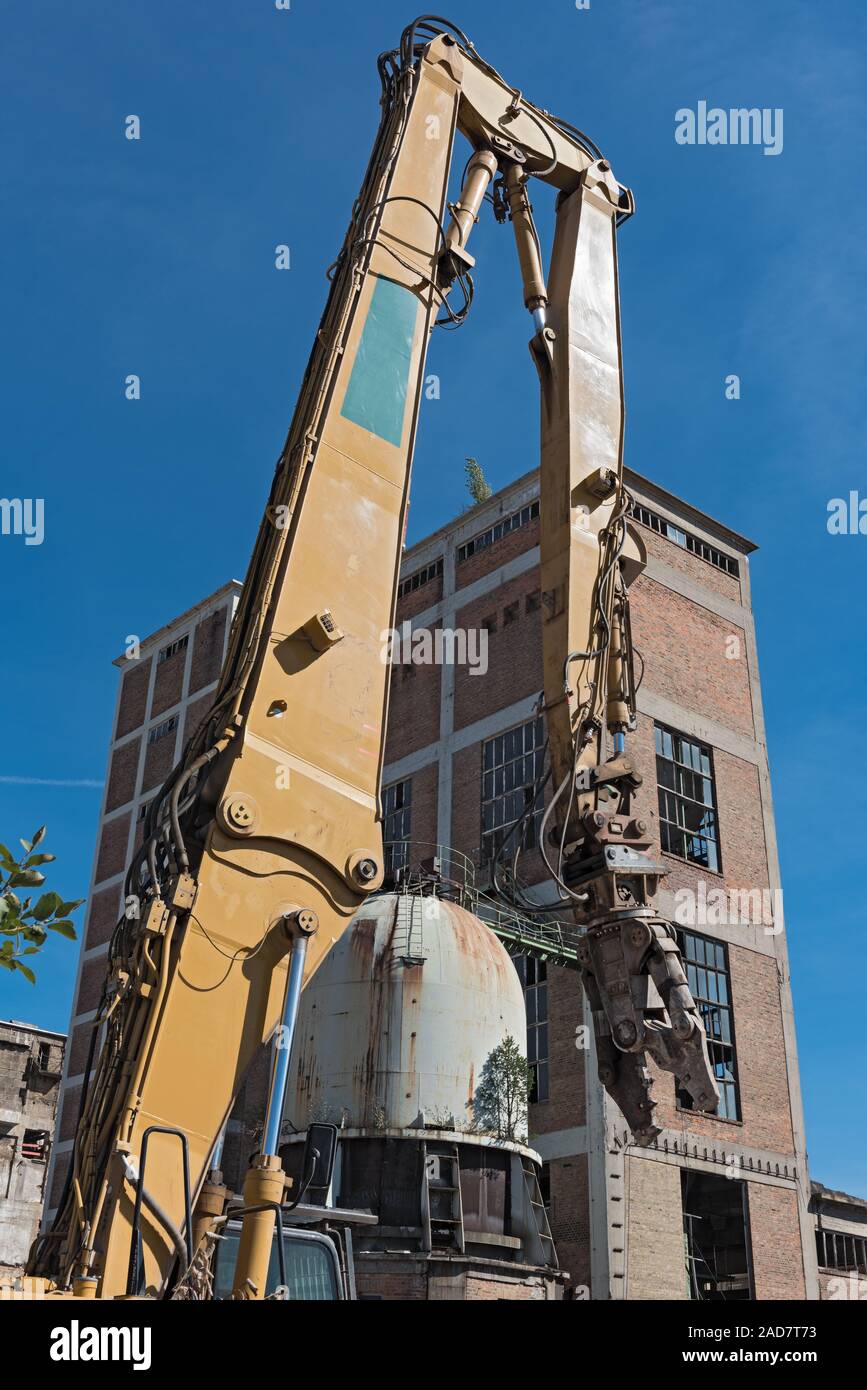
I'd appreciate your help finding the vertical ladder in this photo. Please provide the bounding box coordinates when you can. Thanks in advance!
[521,1159,559,1268]
[421,1143,465,1253]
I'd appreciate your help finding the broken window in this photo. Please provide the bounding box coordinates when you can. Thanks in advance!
[816,1228,867,1273]
[36,1040,60,1074]
[631,502,740,577]
[655,723,721,872]
[539,1162,551,1209]
[157,634,189,665]
[481,717,545,864]
[456,499,539,565]
[397,556,443,598]
[676,929,740,1121]
[682,1170,752,1299]
[22,1130,49,1162]
[148,714,178,746]
[513,954,548,1102]
[383,778,412,874]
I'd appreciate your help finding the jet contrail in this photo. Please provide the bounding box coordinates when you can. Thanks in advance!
[0,776,103,788]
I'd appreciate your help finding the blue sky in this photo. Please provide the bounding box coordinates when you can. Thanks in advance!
[2,1,865,1193]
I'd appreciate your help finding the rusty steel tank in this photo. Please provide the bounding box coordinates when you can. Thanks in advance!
[287,889,527,1131]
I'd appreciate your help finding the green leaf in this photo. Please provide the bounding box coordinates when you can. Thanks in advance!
[0,897,9,921]
[47,919,77,940]
[13,961,36,984]
[5,892,21,910]
[25,853,55,868]
[19,839,32,854]
[0,940,14,956]
[22,925,47,945]
[9,870,46,888]
[32,826,46,848]
[0,957,13,972]
[59,899,85,916]
[32,891,62,922]
[0,844,17,867]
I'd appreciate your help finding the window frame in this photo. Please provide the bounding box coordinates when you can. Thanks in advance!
[513,953,549,1104]
[456,499,539,565]
[655,723,722,874]
[676,927,741,1122]
[157,634,189,665]
[147,714,178,746]
[382,777,412,873]
[480,716,546,866]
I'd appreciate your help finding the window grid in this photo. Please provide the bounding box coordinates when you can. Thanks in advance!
[397,556,443,599]
[148,715,178,746]
[513,954,549,1103]
[457,500,539,565]
[158,634,189,665]
[655,724,721,873]
[677,928,740,1121]
[481,717,545,864]
[816,1229,867,1274]
[631,502,739,578]
[382,778,411,873]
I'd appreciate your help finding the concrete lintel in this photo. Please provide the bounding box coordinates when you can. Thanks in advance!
[637,687,759,765]
[642,557,750,628]
[530,1127,589,1162]
[657,889,780,958]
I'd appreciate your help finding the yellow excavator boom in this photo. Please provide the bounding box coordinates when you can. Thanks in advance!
[30,16,717,1301]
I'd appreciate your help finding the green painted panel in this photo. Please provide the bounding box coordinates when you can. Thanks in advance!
[341,276,419,448]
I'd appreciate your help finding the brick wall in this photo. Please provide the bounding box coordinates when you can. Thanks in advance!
[386,658,441,761]
[631,574,754,738]
[104,738,139,813]
[626,1157,689,1299]
[95,813,130,883]
[652,943,795,1156]
[451,742,484,864]
[530,966,585,1135]
[395,570,443,622]
[142,727,177,793]
[84,885,122,950]
[453,570,542,732]
[548,1153,591,1291]
[747,1183,807,1299]
[151,645,186,717]
[455,509,539,588]
[189,608,228,694]
[634,519,743,603]
[182,691,215,746]
[65,1023,93,1081]
[115,658,151,738]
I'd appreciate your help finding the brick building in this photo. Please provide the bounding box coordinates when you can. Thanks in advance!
[382,466,818,1300]
[46,466,819,1300]
[811,1180,867,1300]
[44,581,242,1222]
[0,1019,65,1272]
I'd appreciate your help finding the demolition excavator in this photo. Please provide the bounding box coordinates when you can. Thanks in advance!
[27,16,719,1300]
